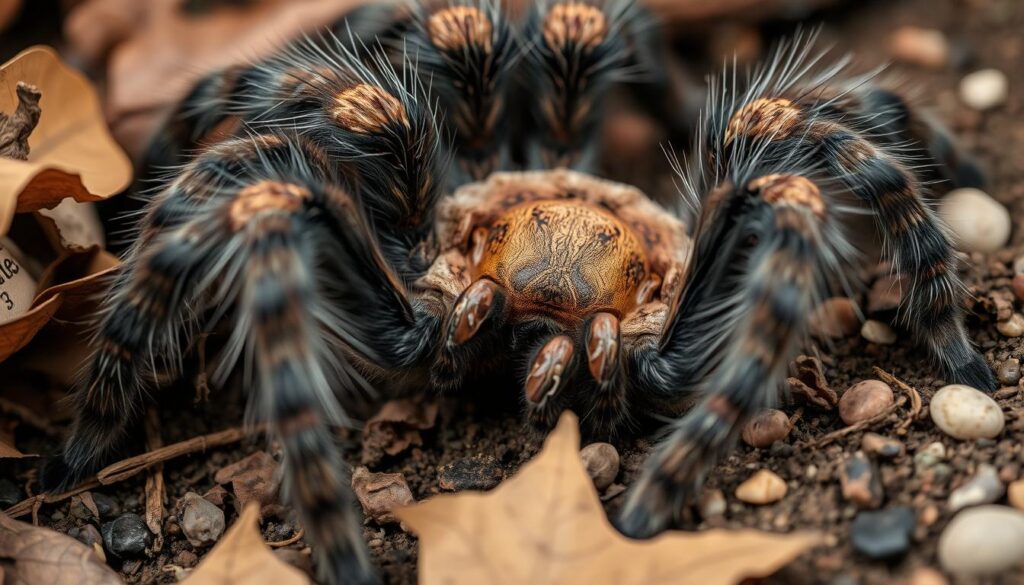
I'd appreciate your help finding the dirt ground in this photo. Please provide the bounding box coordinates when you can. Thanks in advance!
[3,0,1024,584]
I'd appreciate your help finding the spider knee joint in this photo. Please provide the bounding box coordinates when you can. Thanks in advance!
[748,174,826,218]
[228,180,310,231]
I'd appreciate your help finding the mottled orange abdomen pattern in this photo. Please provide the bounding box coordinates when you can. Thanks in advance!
[472,199,649,318]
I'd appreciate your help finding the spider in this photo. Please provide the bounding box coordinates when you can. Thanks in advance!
[43,1,994,583]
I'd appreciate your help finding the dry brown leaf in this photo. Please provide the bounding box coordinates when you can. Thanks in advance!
[182,503,311,585]
[0,246,118,362]
[0,437,34,459]
[398,412,817,585]
[362,398,439,463]
[0,45,131,236]
[0,511,122,584]
[65,0,374,157]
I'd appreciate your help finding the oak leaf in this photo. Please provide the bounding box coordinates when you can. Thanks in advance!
[183,502,310,585]
[397,412,817,585]
[0,511,122,584]
[0,46,132,236]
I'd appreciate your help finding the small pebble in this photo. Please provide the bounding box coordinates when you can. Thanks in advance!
[850,506,916,560]
[741,409,791,448]
[1007,479,1024,511]
[914,442,947,471]
[948,464,1005,512]
[930,384,1004,440]
[867,275,904,315]
[959,68,1008,110]
[997,358,1021,386]
[101,513,152,559]
[0,479,20,508]
[177,492,225,547]
[1013,274,1024,302]
[699,488,726,519]
[839,380,894,425]
[860,320,897,345]
[352,467,415,525]
[438,455,504,491]
[938,188,1011,253]
[861,433,905,459]
[888,26,949,69]
[908,567,949,585]
[735,469,787,505]
[809,298,860,339]
[580,442,620,492]
[938,505,1024,575]
[997,313,1024,337]
[841,451,884,509]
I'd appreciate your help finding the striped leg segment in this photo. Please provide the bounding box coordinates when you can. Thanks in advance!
[619,176,829,537]
[809,119,994,390]
[523,0,638,169]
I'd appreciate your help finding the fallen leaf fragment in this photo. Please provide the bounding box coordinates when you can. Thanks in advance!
[0,437,34,459]
[397,412,817,585]
[0,246,117,362]
[352,466,415,525]
[362,398,439,463]
[182,503,310,585]
[0,45,132,236]
[788,355,838,409]
[0,511,122,584]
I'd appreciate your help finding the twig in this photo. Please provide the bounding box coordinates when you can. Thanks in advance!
[873,367,922,433]
[803,397,907,449]
[4,478,101,519]
[3,425,257,518]
[98,425,256,485]
[267,526,305,548]
[144,408,165,552]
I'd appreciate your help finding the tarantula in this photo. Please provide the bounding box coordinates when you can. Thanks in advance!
[44,1,994,583]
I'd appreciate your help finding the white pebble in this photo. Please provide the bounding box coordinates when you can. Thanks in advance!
[930,384,1004,440]
[938,505,1024,575]
[948,464,1004,512]
[959,68,1008,110]
[0,244,36,325]
[938,188,1011,253]
[860,320,897,345]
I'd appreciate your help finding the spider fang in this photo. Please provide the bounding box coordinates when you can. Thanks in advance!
[526,335,575,405]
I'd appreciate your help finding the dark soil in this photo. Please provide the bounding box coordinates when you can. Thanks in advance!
[3,0,1024,584]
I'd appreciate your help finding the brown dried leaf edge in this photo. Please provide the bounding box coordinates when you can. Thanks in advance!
[0,246,118,362]
[398,412,818,585]
[0,45,132,236]
[0,511,122,584]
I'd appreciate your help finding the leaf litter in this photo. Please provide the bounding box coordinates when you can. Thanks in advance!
[398,412,818,585]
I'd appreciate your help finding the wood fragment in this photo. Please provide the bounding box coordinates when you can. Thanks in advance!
[0,82,40,160]
[144,408,165,553]
[873,367,922,433]
[803,397,907,448]
[4,425,255,519]
[98,425,255,485]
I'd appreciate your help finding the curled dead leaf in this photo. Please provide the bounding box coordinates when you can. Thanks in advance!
[362,398,439,463]
[182,503,311,585]
[0,438,35,459]
[0,245,118,362]
[0,45,132,236]
[0,511,122,584]
[398,412,818,585]
[787,355,838,410]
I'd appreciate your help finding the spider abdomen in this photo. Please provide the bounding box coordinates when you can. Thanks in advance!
[472,199,650,319]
